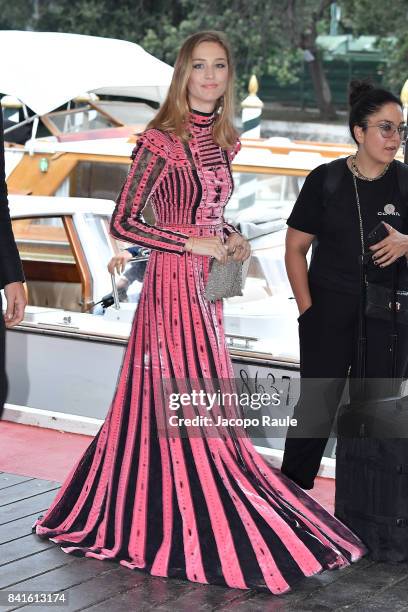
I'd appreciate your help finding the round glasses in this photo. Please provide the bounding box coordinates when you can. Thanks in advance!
[364,122,407,139]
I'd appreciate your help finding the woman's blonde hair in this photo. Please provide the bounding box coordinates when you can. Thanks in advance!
[147,30,238,150]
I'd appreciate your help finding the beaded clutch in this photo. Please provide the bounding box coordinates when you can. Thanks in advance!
[204,256,250,302]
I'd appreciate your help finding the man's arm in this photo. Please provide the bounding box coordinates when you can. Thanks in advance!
[0,102,26,327]
[0,103,25,289]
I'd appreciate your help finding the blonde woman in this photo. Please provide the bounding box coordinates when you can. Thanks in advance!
[34,31,365,594]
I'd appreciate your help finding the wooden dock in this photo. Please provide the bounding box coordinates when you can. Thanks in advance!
[1,471,408,611]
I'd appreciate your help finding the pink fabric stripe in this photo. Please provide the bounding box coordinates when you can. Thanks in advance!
[87,319,144,550]
[127,363,152,566]
[97,296,147,555]
[238,438,365,561]
[167,435,207,584]
[216,440,325,577]
[156,254,206,583]
[187,436,247,589]
[150,437,174,576]
[36,322,139,541]
[207,437,290,594]
[149,254,175,576]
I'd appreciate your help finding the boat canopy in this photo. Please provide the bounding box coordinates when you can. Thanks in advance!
[0,30,173,115]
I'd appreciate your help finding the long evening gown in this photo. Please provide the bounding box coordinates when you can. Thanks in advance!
[34,110,366,594]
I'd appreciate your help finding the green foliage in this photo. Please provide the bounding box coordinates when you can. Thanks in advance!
[0,0,305,99]
[0,0,33,30]
[3,0,408,110]
[340,0,407,38]
[340,0,408,93]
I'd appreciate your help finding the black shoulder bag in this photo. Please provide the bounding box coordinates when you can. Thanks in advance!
[352,171,408,327]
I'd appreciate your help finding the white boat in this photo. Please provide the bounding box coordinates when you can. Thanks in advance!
[1,29,175,149]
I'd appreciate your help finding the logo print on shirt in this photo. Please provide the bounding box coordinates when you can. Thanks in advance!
[378,203,400,216]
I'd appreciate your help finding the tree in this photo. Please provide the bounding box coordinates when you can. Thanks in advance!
[5,0,407,119]
[0,0,34,29]
[340,0,408,94]
[285,0,337,119]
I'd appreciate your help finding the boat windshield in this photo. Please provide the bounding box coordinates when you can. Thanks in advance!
[73,212,119,302]
[44,106,117,136]
[227,170,305,227]
[43,101,157,138]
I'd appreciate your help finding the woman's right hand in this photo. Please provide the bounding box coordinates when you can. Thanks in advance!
[184,236,228,263]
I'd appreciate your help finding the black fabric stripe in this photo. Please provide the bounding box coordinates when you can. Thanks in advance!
[41,434,100,528]
[153,254,186,576]
[125,149,156,207]
[221,458,304,587]
[107,338,140,551]
[179,433,225,585]
[182,168,192,226]
[250,472,346,568]
[189,168,202,223]
[144,387,165,569]
[173,170,182,223]
[201,439,266,587]
[166,441,188,577]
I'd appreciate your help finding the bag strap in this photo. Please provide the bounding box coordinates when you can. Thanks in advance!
[352,173,368,386]
[322,157,347,208]
[357,254,367,384]
[311,158,347,260]
[323,158,408,211]
[391,264,398,379]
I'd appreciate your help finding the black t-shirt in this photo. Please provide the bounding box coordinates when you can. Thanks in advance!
[287,158,408,295]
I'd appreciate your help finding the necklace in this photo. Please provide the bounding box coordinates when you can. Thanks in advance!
[350,154,390,181]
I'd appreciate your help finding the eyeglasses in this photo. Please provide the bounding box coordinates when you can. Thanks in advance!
[363,122,407,139]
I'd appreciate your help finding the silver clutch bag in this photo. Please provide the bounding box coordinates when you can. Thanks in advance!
[204,256,250,302]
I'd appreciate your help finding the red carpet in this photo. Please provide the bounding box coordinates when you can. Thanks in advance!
[0,420,335,513]
[0,421,92,481]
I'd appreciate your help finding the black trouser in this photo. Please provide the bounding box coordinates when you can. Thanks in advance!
[0,295,6,417]
[281,283,408,489]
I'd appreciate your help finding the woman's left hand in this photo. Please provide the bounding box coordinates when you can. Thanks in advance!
[370,222,408,267]
[225,233,251,262]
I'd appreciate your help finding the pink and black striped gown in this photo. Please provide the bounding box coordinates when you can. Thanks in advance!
[34,110,366,594]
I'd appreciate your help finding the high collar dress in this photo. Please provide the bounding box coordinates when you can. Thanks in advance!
[34,110,366,594]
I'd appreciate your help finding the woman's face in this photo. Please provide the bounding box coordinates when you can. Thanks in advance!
[187,41,229,112]
[354,102,404,164]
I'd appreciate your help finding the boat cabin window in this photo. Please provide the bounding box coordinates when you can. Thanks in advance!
[42,101,156,138]
[69,162,129,200]
[221,169,305,361]
[68,162,156,223]
[226,171,304,230]
[91,101,156,126]
[42,107,118,136]
[12,216,82,312]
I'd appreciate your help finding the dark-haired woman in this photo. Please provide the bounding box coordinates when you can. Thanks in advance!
[33,34,366,593]
[281,80,408,560]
